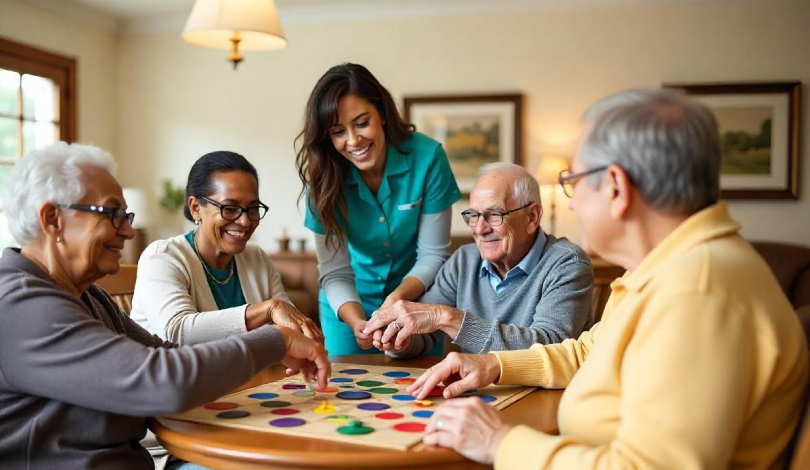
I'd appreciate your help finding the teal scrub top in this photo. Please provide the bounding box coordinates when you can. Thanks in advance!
[305,132,461,353]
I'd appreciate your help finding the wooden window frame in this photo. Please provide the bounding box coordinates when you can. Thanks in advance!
[0,35,77,160]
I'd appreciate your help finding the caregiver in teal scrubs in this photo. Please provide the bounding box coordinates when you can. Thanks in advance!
[296,63,461,355]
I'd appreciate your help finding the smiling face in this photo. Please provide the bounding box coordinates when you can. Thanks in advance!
[190,170,261,265]
[468,172,538,275]
[329,94,387,176]
[59,167,134,286]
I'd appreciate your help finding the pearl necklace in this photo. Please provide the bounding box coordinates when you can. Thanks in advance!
[192,231,234,285]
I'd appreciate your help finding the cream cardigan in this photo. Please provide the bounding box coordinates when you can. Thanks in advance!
[131,234,291,345]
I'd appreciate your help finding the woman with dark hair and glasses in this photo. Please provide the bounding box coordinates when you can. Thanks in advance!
[131,151,323,346]
[296,63,461,355]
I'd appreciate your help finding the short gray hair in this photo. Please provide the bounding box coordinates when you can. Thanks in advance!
[579,88,721,214]
[3,142,117,245]
[478,162,541,206]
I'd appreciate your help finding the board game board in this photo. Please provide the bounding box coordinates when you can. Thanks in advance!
[169,363,533,451]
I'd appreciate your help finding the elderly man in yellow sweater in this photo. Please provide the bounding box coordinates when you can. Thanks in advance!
[407,88,809,470]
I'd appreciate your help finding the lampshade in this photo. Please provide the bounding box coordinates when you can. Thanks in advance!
[182,0,287,68]
[122,188,151,229]
[535,155,570,186]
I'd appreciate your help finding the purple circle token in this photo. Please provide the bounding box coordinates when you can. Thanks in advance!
[391,395,415,401]
[217,410,250,419]
[282,384,306,390]
[336,391,371,400]
[339,369,368,375]
[383,371,410,378]
[330,377,353,383]
[477,395,496,403]
[357,402,390,411]
[248,392,278,399]
[269,417,306,428]
[412,410,434,419]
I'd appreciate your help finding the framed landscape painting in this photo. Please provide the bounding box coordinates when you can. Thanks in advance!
[664,82,801,199]
[404,93,523,197]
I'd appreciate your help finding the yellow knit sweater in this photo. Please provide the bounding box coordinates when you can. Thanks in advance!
[493,203,808,470]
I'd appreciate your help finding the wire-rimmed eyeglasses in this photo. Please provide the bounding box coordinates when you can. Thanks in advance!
[558,166,609,198]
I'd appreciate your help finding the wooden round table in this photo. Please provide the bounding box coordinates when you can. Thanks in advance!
[152,354,562,470]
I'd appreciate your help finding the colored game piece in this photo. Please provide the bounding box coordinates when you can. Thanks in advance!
[329,377,353,383]
[393,422,427,433]
[339,368,368,375]
[367,387,397,394]
[412,410,434,419]
[260,400,292,408]
[217,410,250,419]
[393,378,416,385]
[337,420,374,435]
[413,400,433,408]
[356,380,385,387]
[325,414,354,422]
[375,412,404,420]
[357,402,390,411]
[463,388,479,395]
[282,384,306,390]
[247,392,278,399]
[336,391,372,400]
[427,386,445,397]
[314,400,336,415]
[315,386,338,393]
[391,394,415,401]
[383,371,410,378]
[293,390,316,397]
[270,408,300,416]
[204,402,239,410]
[269,417,306,428]
[477,395,496,403]
[339,385,354,389]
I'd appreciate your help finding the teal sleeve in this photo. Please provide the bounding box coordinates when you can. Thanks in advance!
[421,145,462,214]
[303,186,326,235]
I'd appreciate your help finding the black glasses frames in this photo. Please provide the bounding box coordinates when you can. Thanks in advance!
[59,204,135,229]
[201,197,269,221]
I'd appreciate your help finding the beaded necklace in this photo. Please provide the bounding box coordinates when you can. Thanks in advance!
[192,230,234,285]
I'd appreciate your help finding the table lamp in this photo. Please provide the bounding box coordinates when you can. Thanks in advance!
[535,155,569,236]
[183,0,287,70]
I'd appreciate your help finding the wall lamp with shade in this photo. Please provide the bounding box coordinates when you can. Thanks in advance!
[535,155,569,236]
[182,0,287,70]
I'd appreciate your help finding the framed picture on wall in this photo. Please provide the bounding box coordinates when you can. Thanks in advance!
[403,93,523,197]
[664,81,801,200]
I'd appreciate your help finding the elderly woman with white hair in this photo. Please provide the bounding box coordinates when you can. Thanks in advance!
[0,142,330,470]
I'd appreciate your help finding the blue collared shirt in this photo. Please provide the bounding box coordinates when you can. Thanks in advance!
[480,230,546,294]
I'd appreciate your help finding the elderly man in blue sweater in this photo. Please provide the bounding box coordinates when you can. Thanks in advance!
[363,162,594,357]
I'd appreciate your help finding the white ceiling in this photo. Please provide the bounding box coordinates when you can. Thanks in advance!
[21,0,756,34]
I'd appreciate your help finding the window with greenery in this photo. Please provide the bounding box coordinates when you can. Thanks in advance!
[0,36,75,249]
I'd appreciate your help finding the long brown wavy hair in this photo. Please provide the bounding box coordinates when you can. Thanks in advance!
[295,63,415,249]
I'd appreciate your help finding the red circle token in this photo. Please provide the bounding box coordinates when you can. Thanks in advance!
[271,408,300,415]
[204,402,239,410]
[427,386,445,397]
[375,412,404,420]
[394,422,427,433]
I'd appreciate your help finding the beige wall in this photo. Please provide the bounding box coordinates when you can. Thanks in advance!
[0,0,118,155]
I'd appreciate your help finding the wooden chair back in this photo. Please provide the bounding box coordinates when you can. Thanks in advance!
[95,264,138,315]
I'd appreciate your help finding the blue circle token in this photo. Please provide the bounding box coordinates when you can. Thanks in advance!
[330,377,353,383]
[412,410,434,418]
[382,371,410,378]
[391,394,415,401]
[336,391,372,400]
[477,395,496,403]
[248,392,278,399]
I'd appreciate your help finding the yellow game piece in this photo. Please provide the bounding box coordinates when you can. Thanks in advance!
[314,400,336,414]
[414,399,433,408]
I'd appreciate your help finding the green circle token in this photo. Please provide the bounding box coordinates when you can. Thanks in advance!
[368,387,397,394]
[356,380,385,387]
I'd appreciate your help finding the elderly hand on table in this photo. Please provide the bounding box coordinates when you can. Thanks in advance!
[408,352,501,399]
[275,326,331,389]
[363,300,464,351]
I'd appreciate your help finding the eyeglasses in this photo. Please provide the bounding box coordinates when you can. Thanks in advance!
[460,203,533,227]
[558,166,609,198]
[202,197,268,221]
[59,204,135,229]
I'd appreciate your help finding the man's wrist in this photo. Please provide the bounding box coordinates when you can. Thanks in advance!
[438,307,464,337]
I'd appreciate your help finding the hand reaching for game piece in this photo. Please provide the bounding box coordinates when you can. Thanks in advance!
[422,397,513,464]
[408,352,501,400]
[275,326,331,389]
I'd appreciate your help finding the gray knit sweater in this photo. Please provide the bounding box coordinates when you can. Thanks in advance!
[392,231,594,357]
[0,248,287,470]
